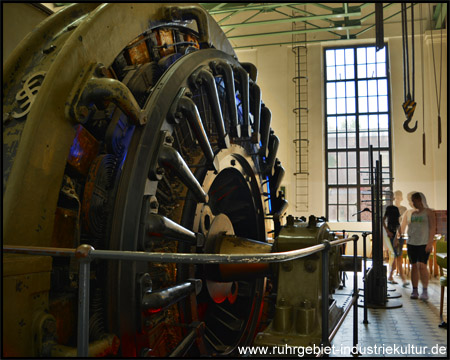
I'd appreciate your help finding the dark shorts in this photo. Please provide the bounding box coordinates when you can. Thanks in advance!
[390,237,404,257]
[407,244,430,264]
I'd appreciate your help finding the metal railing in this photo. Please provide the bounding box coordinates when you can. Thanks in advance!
[4,234,359,357]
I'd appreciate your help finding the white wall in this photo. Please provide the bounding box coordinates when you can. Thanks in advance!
[236,31,447,240]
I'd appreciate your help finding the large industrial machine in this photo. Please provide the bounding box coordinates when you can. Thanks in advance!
[3,4,353,357]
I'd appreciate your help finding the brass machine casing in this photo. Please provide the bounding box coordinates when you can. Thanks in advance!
[254,216,342,348]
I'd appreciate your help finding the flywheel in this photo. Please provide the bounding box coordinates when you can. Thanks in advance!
[3,3,286,357]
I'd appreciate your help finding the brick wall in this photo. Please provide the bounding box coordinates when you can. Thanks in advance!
[434,210,447,237]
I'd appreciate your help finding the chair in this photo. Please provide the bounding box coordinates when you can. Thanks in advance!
[436,237,447,328]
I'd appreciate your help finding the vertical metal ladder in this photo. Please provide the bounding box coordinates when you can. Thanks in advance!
[292,8,309,213]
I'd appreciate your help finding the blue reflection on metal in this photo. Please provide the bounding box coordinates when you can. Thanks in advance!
[69,137,82,159]
[266,174,272,213]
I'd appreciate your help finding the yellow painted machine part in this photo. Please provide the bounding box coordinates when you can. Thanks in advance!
[2,254,52,357]
[3,3,235,248]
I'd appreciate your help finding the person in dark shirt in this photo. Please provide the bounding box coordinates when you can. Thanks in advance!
[383,204,409,287]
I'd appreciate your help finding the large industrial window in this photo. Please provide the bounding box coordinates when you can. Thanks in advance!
[325,45,392,222]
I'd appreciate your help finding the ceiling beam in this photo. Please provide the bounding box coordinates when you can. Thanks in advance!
[220,10,362,29]
[227,24,362,40]
[201,3,299,15]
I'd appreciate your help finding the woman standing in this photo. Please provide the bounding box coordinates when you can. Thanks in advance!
[400,192,436,300]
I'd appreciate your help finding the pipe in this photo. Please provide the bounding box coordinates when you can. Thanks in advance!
[161,6,210,45]
[259,105,271,158]
[146,213,199,245]
[158,145,208,203]
[189,67,229,149]
[78,77,146,125]
[3,236,356,264]
[210,60,240,138]
[321,240,331,348]
[177,96,215,167]
[250,83,261,144]
[264,132,279,176]
[142,280,201,312]
[234,66,251,138]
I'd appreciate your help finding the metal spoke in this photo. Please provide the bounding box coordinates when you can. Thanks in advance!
[210,60,240,138]
[234,66,251,138]
[259,105,272,158]
[159,144,208,203]
[250,83,261,144]
[190,67,229,148]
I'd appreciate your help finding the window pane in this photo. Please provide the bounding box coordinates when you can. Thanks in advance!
[359,115,368,130]
[345,65,355,79]
[368,80,378,96]
[360,169,370,184]
[357,47,366,64]
[348,169,357,184]
[357,64,366,78]
[329,205,337,222]
[359,131,368,147]
[327,116,337,131]
[367,63,376,78]
[376,63,386,77]
[346,98,356,113]
[328,134,336,149]
[336,65,345,80]
[380,151,389,166]
[337,116,346,131]
[367,47,376,62]
[338,152,347,167]
[379,114,389,130]
[380,131,389,147]
[339,206,348,221]
[369,132,379,147]
[376,47,386,62]
[336,49,345,65]
[327,99,336,114]
[369,115,379,130]
[368,97,378,112]
[327,82,336,98]
[337,133,346,148]
[328,169,337,184]
[338,169,347,184]
[349,206,358,222]
[326,50,336,66]
[347,116,356,131]
[360,151,369,167]
[327,67,336,81]
[339,188,347,204]
[345,48,354,64]
[329,188,337,203]
[337,98,346,113]
[348,151,357,167]
[379,96,388,112]
[328,152,337,167]
[358,81,367,96]
[359,97,368,113]
[346,82,355,97]
[349,188,357,204]
[337,82,346,96]
[348,132,356,148]
[378,79,388,95]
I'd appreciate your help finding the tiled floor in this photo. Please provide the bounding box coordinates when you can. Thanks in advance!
[331,261,447,357]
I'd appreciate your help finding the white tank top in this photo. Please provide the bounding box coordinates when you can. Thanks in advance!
[407,210,429,246]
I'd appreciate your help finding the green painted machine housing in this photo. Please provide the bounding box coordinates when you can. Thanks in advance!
[254,216,341,348]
